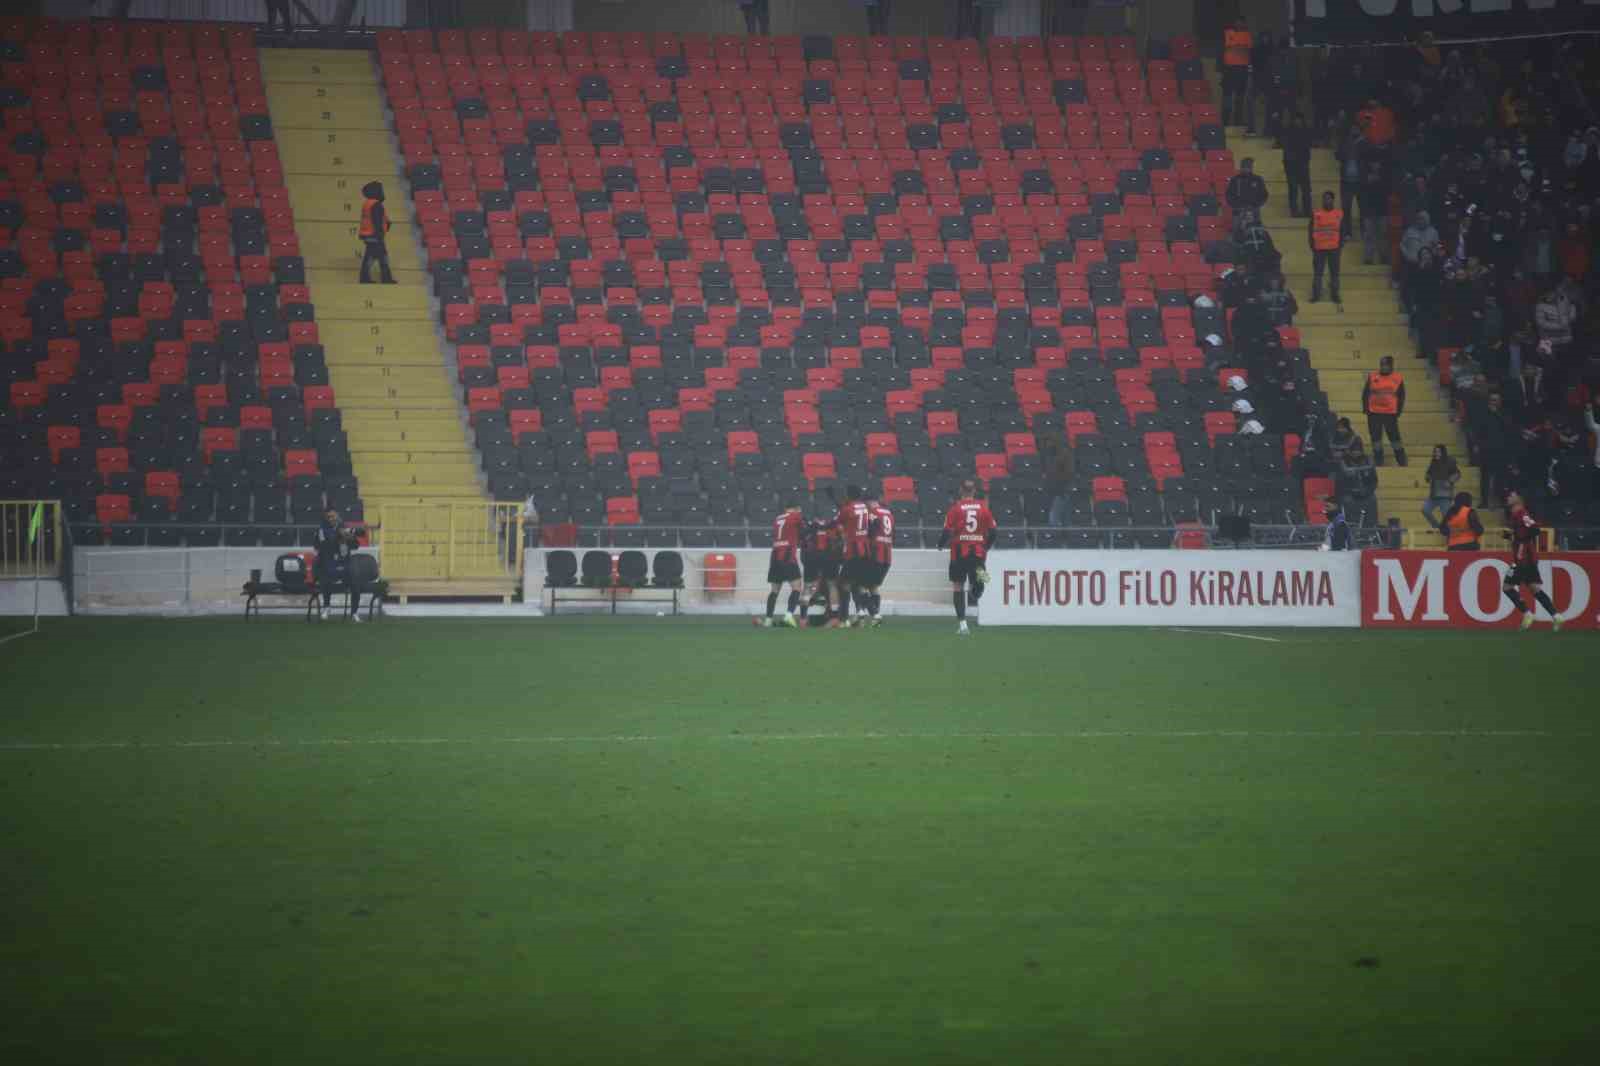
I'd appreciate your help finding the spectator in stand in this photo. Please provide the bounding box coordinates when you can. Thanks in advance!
[1585,399,1600,496]
[1281,112,1313,218]
[521,492,541,549]
[862,0,892,37]
[955,0,999,40]
[1043,437,1073,529]
[1330,416,1359,463]
[264,0,291,33]
[1557,221,1590,282]
[1261,272,1298,327]
[1336,125,1368,237]
[1221,16,1252,129]
[737,0,770,35]
[1261,378,1307,434]
[1407,245,1445,360]
[1470,391,1513,504]
[1358,97,1398,153]
[1359,162,1391,266]
[1506,362,1547,424]
[1264,42,1298,141]
[1399,211,1439,276]
[1323,501,1352,551]
[1439,492,1485,550]
[1225,158,1269,217]
[1246,31,1275,136]
[1401,173,1431,221]
[1337,437,1378,504]
[1535,285,1577,350]
[1421,445,1462,528]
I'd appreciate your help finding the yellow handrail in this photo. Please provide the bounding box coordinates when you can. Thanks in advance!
[376,501,523,582]
[0,500,63,579]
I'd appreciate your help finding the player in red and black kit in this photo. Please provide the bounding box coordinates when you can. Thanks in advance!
[939,479,997,635]
[755,501,804,629]
[1500,491,1564,632]
[834,484,874,628]
[855,491,894,628]
[800,513,840,626]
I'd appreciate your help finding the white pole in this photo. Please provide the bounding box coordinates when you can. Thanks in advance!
[31,506,41,635]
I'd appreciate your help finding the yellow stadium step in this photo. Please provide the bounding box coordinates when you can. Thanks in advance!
[260,49,377,84]
[307,281,432,321]
[263,83,389,131]
[344,424,469,447]
[274,128,403,180]
[1231,127,1483,533]
[293,218,423,267]
[267,48,489,589]
[285,175,413,223]
[316,318,441,359]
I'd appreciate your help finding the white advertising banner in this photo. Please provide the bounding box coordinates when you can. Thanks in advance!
[983,550,1363,627]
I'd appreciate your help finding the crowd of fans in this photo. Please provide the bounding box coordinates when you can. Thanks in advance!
[1242,31,1600,538]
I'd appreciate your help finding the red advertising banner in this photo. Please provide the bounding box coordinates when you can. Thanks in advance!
[1362,551,1600,630]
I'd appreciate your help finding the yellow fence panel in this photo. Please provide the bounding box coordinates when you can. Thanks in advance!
[0,500,63,579]
[377,501,523,583]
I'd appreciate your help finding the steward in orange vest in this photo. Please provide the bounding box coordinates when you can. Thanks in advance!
[358,180,395,284]
[1362,355,1408,466]
[1440,494,1483,550]
[1223,22,1251,70]
[1220,18,1252,127]
[1308,190,1344,304]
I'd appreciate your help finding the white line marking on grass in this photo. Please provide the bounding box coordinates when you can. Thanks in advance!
[0,729,1571,752]
[1168,628,1283,643]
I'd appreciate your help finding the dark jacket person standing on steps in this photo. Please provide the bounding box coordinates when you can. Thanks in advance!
[358,181,395,284]
[1280,112,1313,218]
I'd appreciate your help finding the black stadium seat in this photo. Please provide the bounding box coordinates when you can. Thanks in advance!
[580,549,613,588]
[544,549,578,588]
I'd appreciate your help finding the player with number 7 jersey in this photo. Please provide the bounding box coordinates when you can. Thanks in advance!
[938,480,997,635]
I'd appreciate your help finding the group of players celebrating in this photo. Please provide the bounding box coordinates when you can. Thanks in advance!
[758,479,997,635]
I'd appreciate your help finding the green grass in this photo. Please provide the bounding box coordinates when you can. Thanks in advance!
[2,618,1597,1066]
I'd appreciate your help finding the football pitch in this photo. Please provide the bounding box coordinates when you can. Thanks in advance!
[2,617,1596,1066]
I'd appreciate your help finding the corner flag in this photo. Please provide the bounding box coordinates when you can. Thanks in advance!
[27,501,42,545]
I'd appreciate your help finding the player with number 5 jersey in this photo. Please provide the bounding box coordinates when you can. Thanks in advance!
[938,480,997,635]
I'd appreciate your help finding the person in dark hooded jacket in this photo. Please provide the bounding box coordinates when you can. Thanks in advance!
[358,180,396,284]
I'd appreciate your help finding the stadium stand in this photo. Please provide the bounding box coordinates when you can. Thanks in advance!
[377,27,1330,549]
[0,17,361,548]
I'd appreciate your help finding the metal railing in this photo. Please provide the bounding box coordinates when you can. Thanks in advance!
[376,501,524,583]
[535,522,1404,551]
[50,520,1600,556]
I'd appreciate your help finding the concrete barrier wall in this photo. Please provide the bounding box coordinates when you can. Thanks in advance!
[73,547,378,616]
[0,579,69,618]
[524,548,959,616]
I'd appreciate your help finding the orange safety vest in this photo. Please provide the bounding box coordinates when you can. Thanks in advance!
[1312,208,1343,251]
[1366,371,1403,415]
[1445,508,1479,548]
[1223,29,1251,69]
[1359,105,1396,145]
[359,198,389,240]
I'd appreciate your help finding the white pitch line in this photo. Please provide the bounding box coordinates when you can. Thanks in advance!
[0,729,1572,753]
[1168,627,1283,643]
